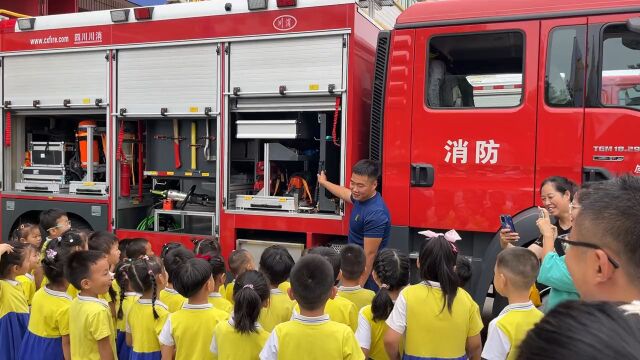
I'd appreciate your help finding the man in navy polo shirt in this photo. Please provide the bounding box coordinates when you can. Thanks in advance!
[318,159,390,290]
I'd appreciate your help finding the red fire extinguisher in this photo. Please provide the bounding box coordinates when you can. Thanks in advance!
[120,162,131,197]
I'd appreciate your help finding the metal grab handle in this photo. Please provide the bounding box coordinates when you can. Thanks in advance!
[113,112,219,117]
[224,89,345,97]
[3,102,107,109]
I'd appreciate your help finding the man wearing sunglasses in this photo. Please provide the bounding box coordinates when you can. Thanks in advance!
[564,175,640,304]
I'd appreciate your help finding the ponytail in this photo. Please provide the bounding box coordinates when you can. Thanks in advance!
[114,259,133,320]
[419,235,459,313]
[371,249,410,321]
[149,265,159,320]
[127,256,164,320]
[232,270,270,334]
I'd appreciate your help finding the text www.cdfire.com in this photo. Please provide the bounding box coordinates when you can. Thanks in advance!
[29,36,69,45]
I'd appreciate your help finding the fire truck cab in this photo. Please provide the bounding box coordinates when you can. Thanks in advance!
[373,0,640,305]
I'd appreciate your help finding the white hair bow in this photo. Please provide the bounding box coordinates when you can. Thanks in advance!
[418,229,462,252]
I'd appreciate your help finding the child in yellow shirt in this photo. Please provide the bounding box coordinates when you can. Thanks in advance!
[297,247,358,331]
[338,245,375,311]
[355,249,410,360]
[20,238,73,360]
[0,242,33,360]
[210,270,270,359]
[224,249,256,304]
[482,247,544,360]
[66,250,117,360]
[159,245,192,312]
[258,245,296,332]
[260,254,363,360]
[384,234,484,360]
[159,257,229,360]
[126,256,170,360]
[201,253,233,313]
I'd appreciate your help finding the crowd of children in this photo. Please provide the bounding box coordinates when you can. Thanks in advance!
[1,206,638,360]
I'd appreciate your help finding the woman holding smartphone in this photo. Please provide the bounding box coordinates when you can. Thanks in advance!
[499,176,579,312]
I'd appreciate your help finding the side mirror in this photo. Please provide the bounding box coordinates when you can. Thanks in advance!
[627,17,640,33]
[621,31,640,50]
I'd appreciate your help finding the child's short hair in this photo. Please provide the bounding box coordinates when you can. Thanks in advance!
[290,254,334,311]
[0,242,31,278]
[64,250,106,290]
[455,256,472,288]
[42,239,72,285]
[202,253,226,278]
[193,237,221,256]
[88,231,118,254]
[496,247,540,291]
[173,258,212,298]
[339,244,366,281]
[308,247,340,283]
[119,238,133,260]
[259,245,295,287]
[39,209,67,234]
[228,249,252,276]
[163,246,194,283]
[124,238,150,259]
[128,256,164,319]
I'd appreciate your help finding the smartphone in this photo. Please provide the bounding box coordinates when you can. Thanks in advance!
[500,215,516,233]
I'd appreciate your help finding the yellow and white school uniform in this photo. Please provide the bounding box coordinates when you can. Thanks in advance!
[208,292,233,314]
[127,298,170,360]
[16,273,36,306]
[294,296,359,332]
[386,281,483,360]
[338,285,375,311]
[159,287,186,313]
[116,292,140,332]
[260,313,364,360]
[116,292,141,360]
[278,281,291,294]
[41,276,79,298]
[481,301,543,360]
[69,295,117,360]
[355,305,391,360]
[159,303,229,360]
[259,288,295,332]
[210,316,269,359]
[224,280,235,303]
[0,279,30,359]
[19,287,72,359]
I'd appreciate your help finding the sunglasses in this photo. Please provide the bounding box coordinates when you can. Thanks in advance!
[557,235,620,269]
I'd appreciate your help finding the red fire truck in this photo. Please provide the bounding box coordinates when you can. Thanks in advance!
[373,0,640,303]
[1,0,639,308]
[0,0,381,261]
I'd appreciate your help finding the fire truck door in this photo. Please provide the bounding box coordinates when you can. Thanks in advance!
[535,18,587,196]
[228,34,345,95]
[3,51,107,108]
[409,21,539,232]
[116,43,219,116]
[584,13,640,179]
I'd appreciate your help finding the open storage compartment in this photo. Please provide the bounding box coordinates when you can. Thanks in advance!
[223,34,347,217]
[226,98,343,215]
[3,110,109,197]
[114,116,218,235]
[114,42,220,236]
